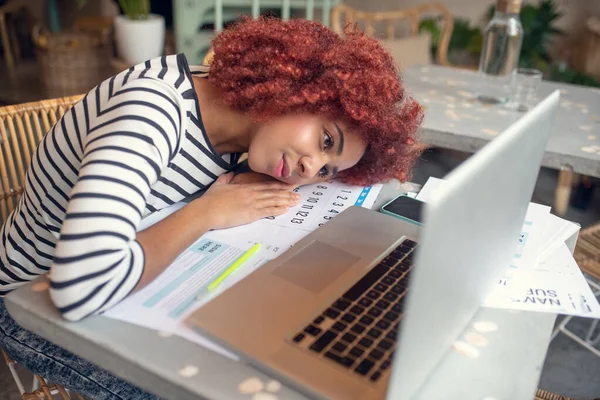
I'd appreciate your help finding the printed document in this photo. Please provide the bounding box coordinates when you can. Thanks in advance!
[416,177,598,317]
[104,180,382,358]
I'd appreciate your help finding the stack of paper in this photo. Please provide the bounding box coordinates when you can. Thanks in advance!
[415,177,600,318]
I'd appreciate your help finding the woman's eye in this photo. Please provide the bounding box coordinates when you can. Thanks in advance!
[323,130,334,150]
[318,166,329,178]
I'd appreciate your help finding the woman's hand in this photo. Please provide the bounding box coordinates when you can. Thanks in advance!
[194,172,299,230]
[134,172,297,291]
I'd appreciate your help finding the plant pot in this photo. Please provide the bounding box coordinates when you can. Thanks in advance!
[114,14,164,65]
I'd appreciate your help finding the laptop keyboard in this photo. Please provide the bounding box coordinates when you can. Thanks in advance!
[291,239,418,383]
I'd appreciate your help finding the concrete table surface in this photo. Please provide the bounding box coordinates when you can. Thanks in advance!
[403,64,600,178]
[6,181,558,400]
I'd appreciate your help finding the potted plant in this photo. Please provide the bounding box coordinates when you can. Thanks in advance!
[113,0,164,65]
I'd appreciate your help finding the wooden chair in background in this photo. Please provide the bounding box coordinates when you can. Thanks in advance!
[331,3,454,68]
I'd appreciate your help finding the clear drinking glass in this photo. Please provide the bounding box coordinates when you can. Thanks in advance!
[510,68,542,111]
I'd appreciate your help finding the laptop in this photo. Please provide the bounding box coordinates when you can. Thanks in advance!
[187,91,560,399]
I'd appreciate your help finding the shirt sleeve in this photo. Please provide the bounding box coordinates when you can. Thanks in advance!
[48,78,185,321]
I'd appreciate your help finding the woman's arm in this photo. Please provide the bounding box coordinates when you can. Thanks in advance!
[134,172,298,290]
[48,78,184,321]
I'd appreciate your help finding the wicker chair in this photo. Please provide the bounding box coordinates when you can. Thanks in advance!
[535,389,574,400]
[574,223,600,281]
[550,222,600,357]
[0,96,83,224]
[1,96,83,399]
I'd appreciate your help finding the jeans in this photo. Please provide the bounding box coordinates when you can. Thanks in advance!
[0,299,160,400]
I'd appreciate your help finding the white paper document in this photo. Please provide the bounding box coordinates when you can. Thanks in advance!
[416,177,598,318]
[485,244,600,318]
[538,213,581,261]
[414,176,445,203]
[104,180,382,357]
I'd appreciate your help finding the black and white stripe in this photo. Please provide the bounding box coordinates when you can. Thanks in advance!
[0,54,238,321]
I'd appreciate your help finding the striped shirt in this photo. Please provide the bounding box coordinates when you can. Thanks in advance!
[0,54,240,321]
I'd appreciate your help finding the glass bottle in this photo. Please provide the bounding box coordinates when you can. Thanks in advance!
[477,0,524,104]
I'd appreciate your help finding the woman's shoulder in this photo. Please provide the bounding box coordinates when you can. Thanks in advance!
[109,54,200,99]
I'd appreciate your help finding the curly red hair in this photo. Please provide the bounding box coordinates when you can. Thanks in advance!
[208,17,424,185]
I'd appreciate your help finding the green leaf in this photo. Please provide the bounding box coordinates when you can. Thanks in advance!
[549,65,600,87]
[514,0,563,72]
[118,0,150,19]
[419,19,441,43]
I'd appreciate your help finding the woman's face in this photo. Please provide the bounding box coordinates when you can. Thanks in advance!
[247,114,367,185]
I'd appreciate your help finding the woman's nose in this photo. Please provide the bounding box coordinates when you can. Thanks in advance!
[298,156,322,179]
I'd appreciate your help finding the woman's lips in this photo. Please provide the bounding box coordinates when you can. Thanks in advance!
[274,158,284,178]
[282,155,291,178]
[274,155,291,179]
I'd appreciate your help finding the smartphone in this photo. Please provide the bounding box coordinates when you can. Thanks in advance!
[380,195,425,226]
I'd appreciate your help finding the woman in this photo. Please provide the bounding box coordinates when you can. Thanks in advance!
[0,17,422,399]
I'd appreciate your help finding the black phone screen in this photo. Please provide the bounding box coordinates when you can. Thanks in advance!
[381,196,424,223]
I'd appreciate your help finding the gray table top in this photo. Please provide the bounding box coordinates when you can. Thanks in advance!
[5,181,560,400]
[403,65,600,178]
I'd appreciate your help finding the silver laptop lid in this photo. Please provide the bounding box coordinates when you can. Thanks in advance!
[388,91,560,399]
